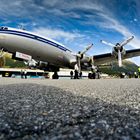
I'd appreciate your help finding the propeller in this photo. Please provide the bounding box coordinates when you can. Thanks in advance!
[120,36,134,47]
[101,36,134,67]
[76,44,93,73]
[100,40,115,47]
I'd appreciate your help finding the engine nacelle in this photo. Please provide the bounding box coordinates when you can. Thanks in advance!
[12,54,60,71]
[36,61,48,70]
[26,60,59,71]
[35,61,59,71]
[112,46,126,57]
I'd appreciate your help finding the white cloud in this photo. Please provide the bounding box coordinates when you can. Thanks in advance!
[0,0,44,17]
[32,27,95,53]
[130,57,140,66]
[134,18,138,22]
[77,2,140,50]
[32,27,85,43]
[96,13,140,49]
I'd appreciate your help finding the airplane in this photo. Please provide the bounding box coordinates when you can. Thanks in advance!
[0,26,140,76]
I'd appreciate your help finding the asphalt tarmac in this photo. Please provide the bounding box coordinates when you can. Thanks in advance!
[0,78,140,140]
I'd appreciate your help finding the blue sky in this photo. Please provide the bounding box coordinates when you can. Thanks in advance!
[0,0,140,65]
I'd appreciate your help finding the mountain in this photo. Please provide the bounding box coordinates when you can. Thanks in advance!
[99,60,139,76]
[0,53,139,75]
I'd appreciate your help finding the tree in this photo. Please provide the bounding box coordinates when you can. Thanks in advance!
[0,57,5,67]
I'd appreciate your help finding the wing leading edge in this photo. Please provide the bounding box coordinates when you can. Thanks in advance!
[93,48,140,65]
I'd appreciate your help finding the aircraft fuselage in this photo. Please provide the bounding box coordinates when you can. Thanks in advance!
[0,27,76,68]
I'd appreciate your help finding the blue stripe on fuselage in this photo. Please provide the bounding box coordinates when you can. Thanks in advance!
[0,29,71,52]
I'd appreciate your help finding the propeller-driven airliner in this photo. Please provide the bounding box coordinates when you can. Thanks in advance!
[0,26,140,75]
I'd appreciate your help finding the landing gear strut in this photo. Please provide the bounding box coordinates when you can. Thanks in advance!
[74,64,80,79]
[52,71,59,79]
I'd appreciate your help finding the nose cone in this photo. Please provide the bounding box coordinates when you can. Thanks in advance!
[116,43,120,47]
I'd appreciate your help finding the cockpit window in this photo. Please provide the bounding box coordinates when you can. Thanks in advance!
[0,27,8,30]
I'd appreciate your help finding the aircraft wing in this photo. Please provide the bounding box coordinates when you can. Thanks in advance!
[93,48,140,65]
[123,49,140,59]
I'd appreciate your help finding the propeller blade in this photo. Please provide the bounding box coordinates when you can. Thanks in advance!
[120,36,134,47]
[80,44,93,55]
[118,49,122,67]
[100,40,115,47]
